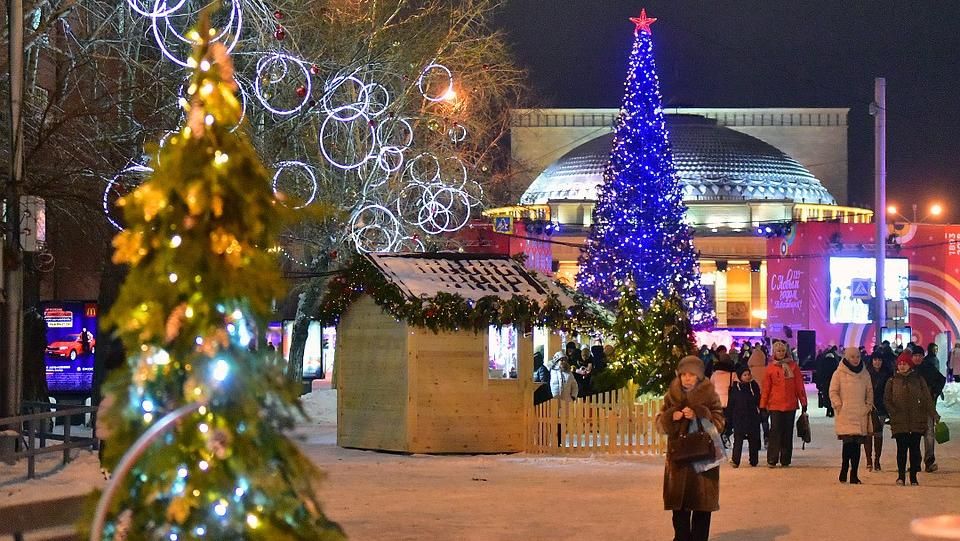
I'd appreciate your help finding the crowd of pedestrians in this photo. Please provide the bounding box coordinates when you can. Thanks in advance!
[655,338,952,541]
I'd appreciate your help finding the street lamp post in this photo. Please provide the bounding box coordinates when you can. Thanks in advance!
[888,203,944,224]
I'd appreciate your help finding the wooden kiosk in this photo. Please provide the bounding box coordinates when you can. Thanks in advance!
[326,252,582,453]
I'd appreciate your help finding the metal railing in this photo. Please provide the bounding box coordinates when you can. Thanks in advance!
[0,403,100,479]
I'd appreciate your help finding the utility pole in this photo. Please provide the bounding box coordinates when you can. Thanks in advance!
[2,0,26,418]
[872,77,886,348]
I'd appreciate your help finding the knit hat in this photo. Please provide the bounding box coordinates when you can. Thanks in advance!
[910,344,925,356]
[896,351,918,368]
[676,355,705,378]
[545,351,566,370]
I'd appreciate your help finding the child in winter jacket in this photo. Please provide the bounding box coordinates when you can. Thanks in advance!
[727,367,762,467]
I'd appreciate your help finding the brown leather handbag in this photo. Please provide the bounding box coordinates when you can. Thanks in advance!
[668,417,716,464]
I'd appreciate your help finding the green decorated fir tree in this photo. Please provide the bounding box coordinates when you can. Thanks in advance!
[87,17,344,541]
[599,283,698,396]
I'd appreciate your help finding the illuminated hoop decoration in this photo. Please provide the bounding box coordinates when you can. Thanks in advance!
[103,164,154,231]
[416,62,454,102]
[405,152,441,183]
[149,0,243,68]
[349,204,401,253]
[127,0,187,18]
[441,156,469,189]
[394,236,426,253]
[271,161,318,209]
[447,124,467,143]
[318,105,377,170]
[363,82,391,117]
[321,75,369,121]
[253,52,312,116]
[374,116,414,150]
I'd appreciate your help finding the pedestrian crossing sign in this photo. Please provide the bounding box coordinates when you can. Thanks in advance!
[493,216,513,234]
[849,278,872,299]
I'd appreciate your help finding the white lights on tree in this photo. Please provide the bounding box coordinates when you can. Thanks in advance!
[121,3,482,255]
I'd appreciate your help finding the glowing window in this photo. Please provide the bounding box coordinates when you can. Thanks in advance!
[488,325,518,380]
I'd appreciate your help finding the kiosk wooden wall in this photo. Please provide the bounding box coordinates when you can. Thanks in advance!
[336,297,410,451]
[337,295,534,453]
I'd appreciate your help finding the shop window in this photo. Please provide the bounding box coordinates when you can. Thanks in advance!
[488,325,518,379]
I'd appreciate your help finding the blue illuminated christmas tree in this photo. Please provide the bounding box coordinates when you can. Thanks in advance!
[577,10,714,328]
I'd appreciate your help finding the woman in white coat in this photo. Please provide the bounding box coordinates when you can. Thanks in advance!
[829,347,874,484]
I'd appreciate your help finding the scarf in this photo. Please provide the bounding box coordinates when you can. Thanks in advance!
[842,358,864,373]
[775,358,794,378]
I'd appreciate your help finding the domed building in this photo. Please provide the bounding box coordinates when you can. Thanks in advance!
[486,108,872,330]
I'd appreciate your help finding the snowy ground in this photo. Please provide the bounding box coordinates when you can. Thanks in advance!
[299,386,960,541]
[3,386,959,540]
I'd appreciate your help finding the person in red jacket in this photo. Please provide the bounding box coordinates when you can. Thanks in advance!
[760,340,808,467]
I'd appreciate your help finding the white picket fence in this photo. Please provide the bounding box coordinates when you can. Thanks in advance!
[528,387,665,455]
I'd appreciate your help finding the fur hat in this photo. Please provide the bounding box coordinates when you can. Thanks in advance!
[896,351,918,368]
[676,355,705,378]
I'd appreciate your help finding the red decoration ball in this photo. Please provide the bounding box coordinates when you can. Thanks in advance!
[274,26,286,40]
[330,250,338,260]
[295,85,307,98]
[310,64,320,76]
[274,9,283,20]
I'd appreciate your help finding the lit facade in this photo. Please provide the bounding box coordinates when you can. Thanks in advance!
[488,108,873,329]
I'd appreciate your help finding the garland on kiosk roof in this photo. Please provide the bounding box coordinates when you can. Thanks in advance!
[316,255,611,334]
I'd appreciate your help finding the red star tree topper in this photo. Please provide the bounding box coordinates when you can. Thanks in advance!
[630,8,657,35]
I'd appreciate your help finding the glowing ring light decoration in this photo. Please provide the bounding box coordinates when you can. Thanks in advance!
[395,236,426,253]
[448,124,467,143]
[321,75,369,121]
[357,161,392,191]
[416,63,454,102]
[363,83,391,117]
[349,204,401,253]
[127,0,186,18]
[375,117,414,150]
[149,0,243,68]
[441,156,468,189]
[396,182,432,226]
[463,179,484,208]
[253,53,312,116]
[376,146,405,173]
[318,105,377,170]
[405,153,441,183]
[103,164,154,231]
[272,161,318,209]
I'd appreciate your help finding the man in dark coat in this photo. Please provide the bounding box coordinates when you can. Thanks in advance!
[814,347,839,417]
[913,345,946,472]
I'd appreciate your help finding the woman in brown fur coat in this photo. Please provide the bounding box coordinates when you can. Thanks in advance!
[657,355,725,541]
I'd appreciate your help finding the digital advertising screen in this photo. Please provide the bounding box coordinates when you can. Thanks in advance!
[42,301,98,394]
[829,257,909,324]
[881,326,912,348]
[281,321,335,380]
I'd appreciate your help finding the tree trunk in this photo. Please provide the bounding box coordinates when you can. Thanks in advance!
[287,277,326,383]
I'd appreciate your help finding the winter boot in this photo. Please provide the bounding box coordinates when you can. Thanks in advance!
[839,460,849,483]
[910,471,919,486]
[849,450,862,484]
[874,457,881,471]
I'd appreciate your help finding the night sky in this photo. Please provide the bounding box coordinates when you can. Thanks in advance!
[496,1,960,221]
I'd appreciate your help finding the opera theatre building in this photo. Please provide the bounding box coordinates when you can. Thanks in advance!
[480,107,960,353]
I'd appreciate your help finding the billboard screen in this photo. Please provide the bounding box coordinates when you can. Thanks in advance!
[281,321,335,380]
[829,257,909,324]
[42,301,98,394]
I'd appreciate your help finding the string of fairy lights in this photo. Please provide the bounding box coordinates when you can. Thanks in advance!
[103,0,482,255]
